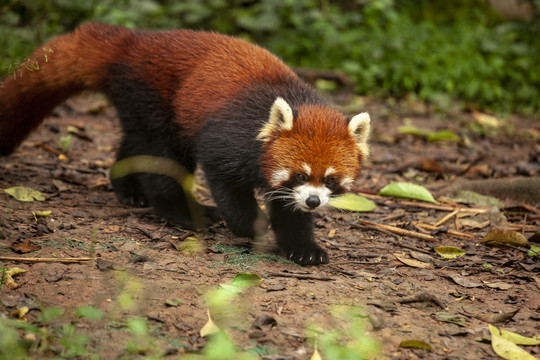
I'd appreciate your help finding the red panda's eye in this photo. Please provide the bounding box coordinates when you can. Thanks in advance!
[296,173,306,182]
[324,176,336,187]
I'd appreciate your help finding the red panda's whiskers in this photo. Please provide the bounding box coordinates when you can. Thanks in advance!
[262,187,294,202]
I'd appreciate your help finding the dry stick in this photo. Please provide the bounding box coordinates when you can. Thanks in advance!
[505,224,539,232]
[358,220,436,242]
[415,223,477,239]
[266,271,333,281]
[356,192,489,214]
[435,209,459,227]
[0,256,93,263]
[353,223,434,254]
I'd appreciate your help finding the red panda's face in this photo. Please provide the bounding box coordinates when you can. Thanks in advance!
[258,98,371,212]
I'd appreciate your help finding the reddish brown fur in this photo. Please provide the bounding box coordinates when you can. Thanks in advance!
[260,104,361,186]
[0,22,298,153]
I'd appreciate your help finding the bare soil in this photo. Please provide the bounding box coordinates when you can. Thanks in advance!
[1,93,539,359]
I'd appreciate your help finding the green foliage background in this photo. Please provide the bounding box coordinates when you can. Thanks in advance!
[1,0,539,114]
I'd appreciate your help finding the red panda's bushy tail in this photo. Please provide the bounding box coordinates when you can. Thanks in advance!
[0,22,131,155]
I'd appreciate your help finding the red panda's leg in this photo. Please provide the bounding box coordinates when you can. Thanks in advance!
[268,199,329,265]
[206,182,260,238]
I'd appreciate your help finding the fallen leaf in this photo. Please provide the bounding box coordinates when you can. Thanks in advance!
[433,312,467,327]
[231,273,263,288]
[448,274,482,288]
[394,252,431,268]
[378,182,438,203]
[427,129,459,142]
[52,179,70,192]
[5,186,46,202]
[398,125,459,142]
[310,344,323,360]
[165,298,182,307]
[483,281,513,290]
[200,309,220,337]
[452,190,504,209]
[434,246,466,259]
[409,251,433,263]
[419,158,445,173]
[479,309,519,323]
[489,325,538,360]
[473,111,502,128]
[459,219,490,230]
[329,193,376,212]
[32,210,51,218]
[481,229,530,248]
[489,325,540,346]
[10,239,41,254]
[177,236,205,255]
[399,339,432,350]
[10,306,29,319]
[2,267,28,289]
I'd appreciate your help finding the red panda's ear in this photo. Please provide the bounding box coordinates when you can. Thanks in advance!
[257,97,294,142]
[348,112,371,158]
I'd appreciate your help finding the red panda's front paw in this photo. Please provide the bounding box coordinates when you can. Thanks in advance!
[286,247,329,266]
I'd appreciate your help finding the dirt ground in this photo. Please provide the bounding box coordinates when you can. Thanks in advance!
[1,93,539,359]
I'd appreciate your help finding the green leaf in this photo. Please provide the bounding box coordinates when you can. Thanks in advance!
[489,325,539,360]
[399,340,432,350]
[378,182,437,203]
[434,246,466,259]
[165,298,182,307]
[329,193,376,212]
[231,273,262,288]
[427,129,459,142]
[398,125,430,137]
[32,210,51,218]
[5,186,45,202]
[489,325,540,346]
[74,306,104,320]
[398,126,458,142]
[527,244,539,257]
[433,312,467,327]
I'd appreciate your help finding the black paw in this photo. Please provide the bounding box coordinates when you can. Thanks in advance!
[202,205,222,225]
[285,247,329,265]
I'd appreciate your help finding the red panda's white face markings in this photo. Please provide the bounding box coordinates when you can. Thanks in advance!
[260,98,371,212]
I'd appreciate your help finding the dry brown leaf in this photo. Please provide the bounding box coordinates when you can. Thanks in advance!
[448,274,482,288]
[481,229,530,248]
[394,252,431,268]
[483,281,513,290]
[10,239,41,254]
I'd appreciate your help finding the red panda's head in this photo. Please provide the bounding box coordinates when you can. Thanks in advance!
[258,97,370,212]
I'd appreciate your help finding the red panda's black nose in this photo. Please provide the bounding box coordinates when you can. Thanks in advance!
[306,195,321,209]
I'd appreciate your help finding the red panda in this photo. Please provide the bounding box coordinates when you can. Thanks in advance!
[0,22,370,265]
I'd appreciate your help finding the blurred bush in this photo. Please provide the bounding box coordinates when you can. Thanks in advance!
[1,0,539,114]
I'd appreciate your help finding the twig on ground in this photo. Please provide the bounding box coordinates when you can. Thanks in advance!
[357,220,436,242]
[435,209,459,227]
[0,256,93,263]
[415,223,476,239]
[266,271,333,281]
[352,223,401,240]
